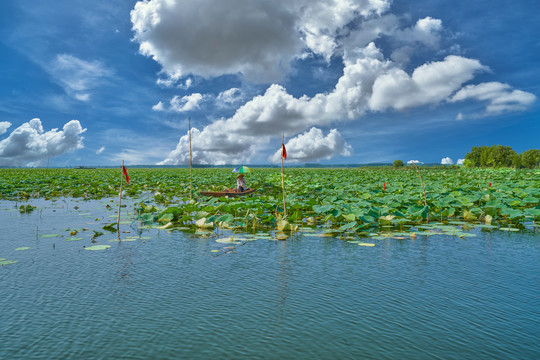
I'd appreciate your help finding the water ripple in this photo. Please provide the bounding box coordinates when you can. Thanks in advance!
[1,200,539,359]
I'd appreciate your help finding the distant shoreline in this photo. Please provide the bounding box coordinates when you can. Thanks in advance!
[0,163,457,169]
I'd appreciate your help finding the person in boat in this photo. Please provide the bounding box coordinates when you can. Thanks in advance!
[236,174,246,192]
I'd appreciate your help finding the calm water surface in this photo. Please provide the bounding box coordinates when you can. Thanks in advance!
[1,199,539,359]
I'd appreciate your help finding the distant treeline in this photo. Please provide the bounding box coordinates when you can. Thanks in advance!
[464,145,540,169]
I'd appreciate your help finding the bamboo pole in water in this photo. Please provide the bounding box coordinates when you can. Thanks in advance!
[117,160,124,238]
[189,117,193,201]
[281,134,287,217]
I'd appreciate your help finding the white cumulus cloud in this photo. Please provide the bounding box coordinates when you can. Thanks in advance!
[217,88,243,106]
[170,93,204,112]
[131,0,392,82]
[457,159,464,165]
[0,121,11,135]
[156,43,503,164]
[369,55,488,111]
[133,1,536,165]
[152,101,165,111]
[0,118,86,167]
[268,128,352,163]
[157,127,253,165]
[153,93,205,112]
[407,160,423,164]
[96,146,105,155]
[131,0,301,82]
[449,82,537,117]
[441,157,453,165]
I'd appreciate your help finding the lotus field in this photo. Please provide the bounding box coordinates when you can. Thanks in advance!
[1,167,539,238]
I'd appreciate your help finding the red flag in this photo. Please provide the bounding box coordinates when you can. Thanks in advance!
[281,143,287,160]
[383,182,386,191]
[122,165,130,184]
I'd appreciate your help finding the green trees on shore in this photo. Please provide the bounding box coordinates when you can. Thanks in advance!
[463,145,540,169]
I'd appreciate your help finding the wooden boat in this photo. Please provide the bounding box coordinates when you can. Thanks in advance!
[199,188,257,198]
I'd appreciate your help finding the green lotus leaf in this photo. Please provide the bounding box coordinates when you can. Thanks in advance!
[40,234,59,238]
[0,259,18,266]
[458,233,477,237]
[215,237,243,243]
[108,238,137,242]
[499,227,520,232]
[500,208,524,219]
[65,237,84,241]
[218,214,234,223]
[85,245,111,250]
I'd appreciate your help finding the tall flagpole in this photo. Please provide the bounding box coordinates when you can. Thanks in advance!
[281,134,287,218]
[189,117,193,201]
[117,160,124,236]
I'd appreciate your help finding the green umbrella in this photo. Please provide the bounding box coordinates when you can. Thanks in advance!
[232,166,252,174]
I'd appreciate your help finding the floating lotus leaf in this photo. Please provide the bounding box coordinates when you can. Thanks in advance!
[314,233,334,237]
[251,233,273,239]
[475,224,497,229]
[414,231,437,236]
[40,234,59,238]
[85,245,111,250]
[499,227,520,232]
[215,237,242,243]
[390,232,413,237]
[15,247,30,251]
[358,242,375,247]
[0,259,18,266]
[65,237,84,241]
[458,233,477,238]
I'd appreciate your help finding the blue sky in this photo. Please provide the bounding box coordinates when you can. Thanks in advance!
[0,0,538,167]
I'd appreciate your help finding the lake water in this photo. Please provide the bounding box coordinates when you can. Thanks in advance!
[1,199,539,359]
